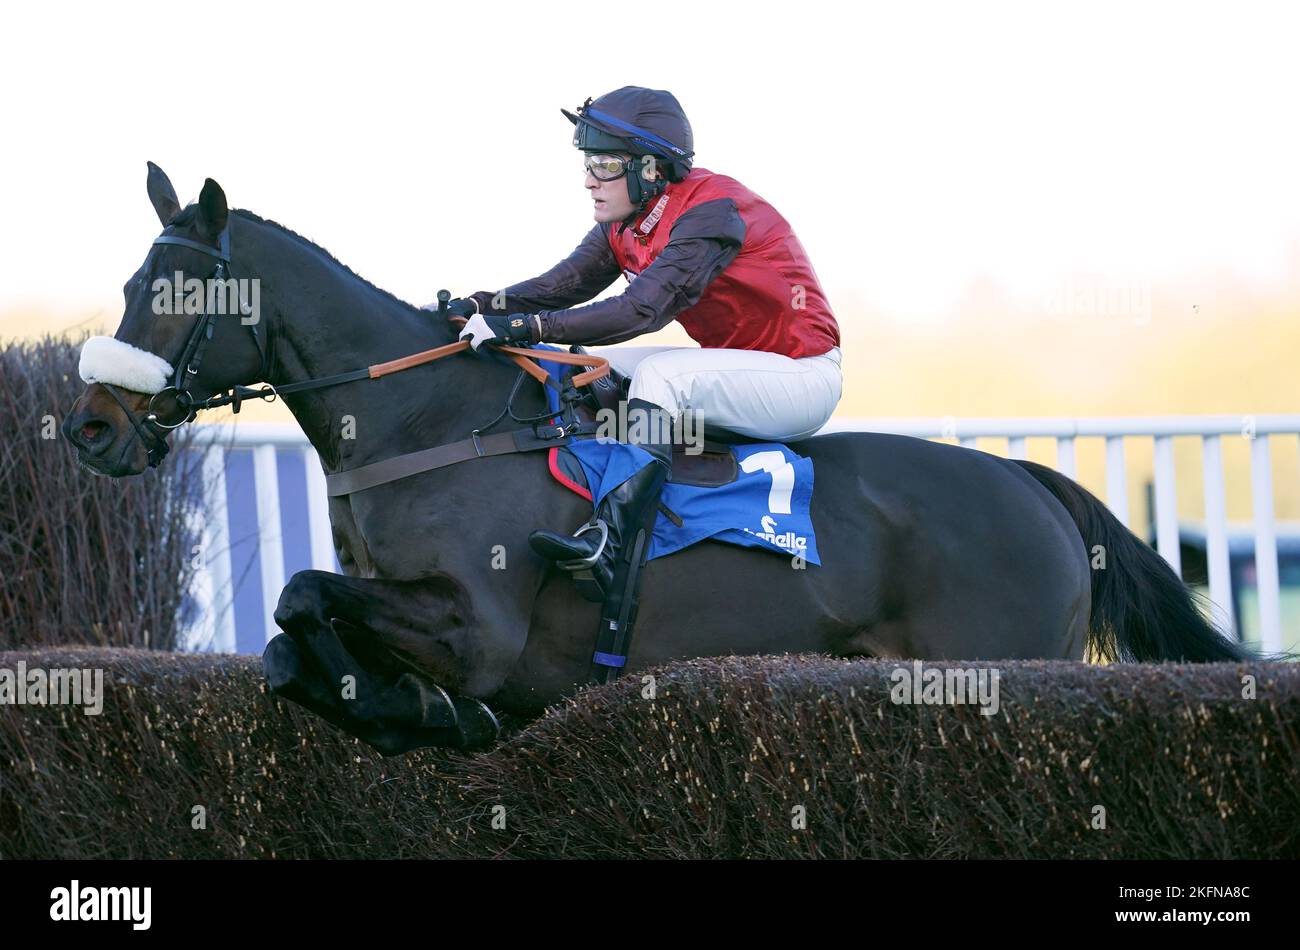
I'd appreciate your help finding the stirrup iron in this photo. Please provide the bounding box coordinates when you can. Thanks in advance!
[556,519,609,572]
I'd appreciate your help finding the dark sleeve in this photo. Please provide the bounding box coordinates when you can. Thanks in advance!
[531,198,747,346]
[468,224,622,315]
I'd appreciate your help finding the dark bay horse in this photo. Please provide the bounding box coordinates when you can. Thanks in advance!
[64,166,1258,754]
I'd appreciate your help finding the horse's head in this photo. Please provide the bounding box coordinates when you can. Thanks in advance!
[64,163,267,476]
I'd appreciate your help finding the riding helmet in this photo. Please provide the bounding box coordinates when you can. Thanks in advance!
[562,86,695,204]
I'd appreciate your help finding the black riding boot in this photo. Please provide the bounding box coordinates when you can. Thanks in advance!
[530,398,672,602]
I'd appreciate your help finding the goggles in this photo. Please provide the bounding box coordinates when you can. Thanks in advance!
[583,153,633,181]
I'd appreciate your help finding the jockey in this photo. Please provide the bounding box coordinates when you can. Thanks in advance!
[451,86,842,599]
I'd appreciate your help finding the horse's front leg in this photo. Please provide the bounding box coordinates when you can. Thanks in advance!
[268,570,505,751]
[263,617,477,755]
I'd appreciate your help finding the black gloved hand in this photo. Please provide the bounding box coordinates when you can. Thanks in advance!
[420,296,479,317]
[446,297,479,318]
[458,313,537,351]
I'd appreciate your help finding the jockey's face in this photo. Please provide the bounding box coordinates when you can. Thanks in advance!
[586,152,659,224]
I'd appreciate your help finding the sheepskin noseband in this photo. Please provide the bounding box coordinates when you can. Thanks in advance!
[78,336,175,394]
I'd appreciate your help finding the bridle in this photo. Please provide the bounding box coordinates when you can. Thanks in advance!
[100,218,609,469]
[151,221,272,408]
[97,220,270,467]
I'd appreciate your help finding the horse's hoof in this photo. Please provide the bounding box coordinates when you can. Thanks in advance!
[396,672,460,730]
[262,633,306,693]
[451,696,501,750]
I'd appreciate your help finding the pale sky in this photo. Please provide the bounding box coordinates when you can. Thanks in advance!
[2,0,1298,334]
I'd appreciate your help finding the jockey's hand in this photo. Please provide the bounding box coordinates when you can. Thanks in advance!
[457,313,535,351]
[445,297,479,318]
[419,296,478,317]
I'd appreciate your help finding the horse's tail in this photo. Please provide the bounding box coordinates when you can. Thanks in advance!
[1012,458,1260,663]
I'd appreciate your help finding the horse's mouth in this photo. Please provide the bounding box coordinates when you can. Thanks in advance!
[77,455,145,478]
[75,450,122,476]
[76,455,113,477]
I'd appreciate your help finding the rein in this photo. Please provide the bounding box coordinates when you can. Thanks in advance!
[108,223,610,474]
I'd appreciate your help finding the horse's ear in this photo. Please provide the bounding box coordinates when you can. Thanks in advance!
[197,178,228,237]
[146,161,180,226]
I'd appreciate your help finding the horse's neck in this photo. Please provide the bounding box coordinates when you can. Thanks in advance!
[237,215,526,472]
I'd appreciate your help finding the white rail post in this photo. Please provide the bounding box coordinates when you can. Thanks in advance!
[183,523,214,651]
[1007,436,1027,460]
[179,448,215,652]
[1055,437,1077,478]
[1104,436,1130,528]
[1153,435,1181,576]
[302,445,337,573]
[1200,435,1235,637]
[252,444,286,646]
[1249,434,1282,653]
[202,445,236,653]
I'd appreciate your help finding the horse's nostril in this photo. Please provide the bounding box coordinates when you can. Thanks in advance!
[79,419,109,445]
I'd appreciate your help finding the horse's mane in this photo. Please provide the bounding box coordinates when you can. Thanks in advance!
[169,204,429,317]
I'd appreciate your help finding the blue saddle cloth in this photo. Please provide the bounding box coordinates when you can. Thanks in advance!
[532,347,821,565]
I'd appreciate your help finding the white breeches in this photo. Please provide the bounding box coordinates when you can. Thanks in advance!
[582,344,843,442]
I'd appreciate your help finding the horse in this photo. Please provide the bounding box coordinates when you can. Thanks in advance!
[63,165,1260,754]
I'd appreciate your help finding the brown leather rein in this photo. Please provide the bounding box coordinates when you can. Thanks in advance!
[369,327,609,390]
[197,312,609,497]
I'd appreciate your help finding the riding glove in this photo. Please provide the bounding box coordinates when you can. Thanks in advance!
[420,296,478,317]
[458,313,538,350]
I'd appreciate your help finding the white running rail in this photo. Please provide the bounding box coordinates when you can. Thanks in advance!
[186,416,1300,654]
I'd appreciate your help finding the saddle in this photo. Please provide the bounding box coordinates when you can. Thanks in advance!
[559,347,754,489]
